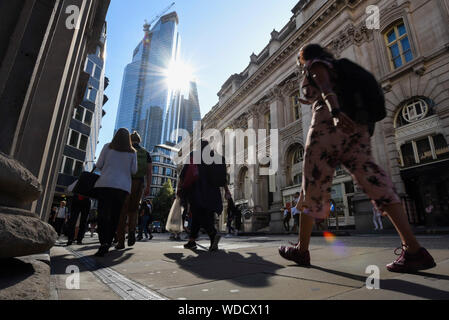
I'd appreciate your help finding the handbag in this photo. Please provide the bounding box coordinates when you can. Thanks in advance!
[165,197,183,233]
[72,167,100,198]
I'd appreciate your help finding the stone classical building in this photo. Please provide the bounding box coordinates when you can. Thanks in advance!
[202,0,449,233]
[0,0,110,258]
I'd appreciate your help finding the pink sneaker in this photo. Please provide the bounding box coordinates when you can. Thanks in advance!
[278,246,311,267]
[387,245,436,273]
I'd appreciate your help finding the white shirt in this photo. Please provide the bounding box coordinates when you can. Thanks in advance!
[56,207,68,219]
[94,143,138,194]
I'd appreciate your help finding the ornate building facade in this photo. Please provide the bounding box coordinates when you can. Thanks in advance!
[202,0,449,232]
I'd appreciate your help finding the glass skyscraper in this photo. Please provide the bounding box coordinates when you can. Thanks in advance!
[163,80,201,144]
[115,12,180,151]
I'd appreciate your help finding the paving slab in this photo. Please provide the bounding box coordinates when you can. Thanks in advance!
[159,272,356,300]
[50,246,121,300]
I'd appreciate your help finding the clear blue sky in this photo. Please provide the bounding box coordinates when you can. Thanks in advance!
[98,0,298,155]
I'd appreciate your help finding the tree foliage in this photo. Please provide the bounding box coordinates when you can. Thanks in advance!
[152,180,174,225]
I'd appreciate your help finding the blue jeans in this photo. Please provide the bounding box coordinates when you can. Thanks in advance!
[138,215,150,237]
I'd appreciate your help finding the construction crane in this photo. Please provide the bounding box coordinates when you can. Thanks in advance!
[144,2,175,31]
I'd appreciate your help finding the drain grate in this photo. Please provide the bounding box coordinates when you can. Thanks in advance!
[67,248,168,300]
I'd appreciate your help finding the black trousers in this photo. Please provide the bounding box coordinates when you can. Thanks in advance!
[54,218,65,236]
[190,204,217,240]
[283,215,290,231]
[67,200,90,242]
[95,188,128,247]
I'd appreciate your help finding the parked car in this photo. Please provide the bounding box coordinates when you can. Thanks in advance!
[151,221,165,233]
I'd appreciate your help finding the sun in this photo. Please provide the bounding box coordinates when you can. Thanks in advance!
[165,60,193,93]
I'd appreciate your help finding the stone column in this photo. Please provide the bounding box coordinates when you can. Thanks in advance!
[268,87,283,211]
[0,0,110,259]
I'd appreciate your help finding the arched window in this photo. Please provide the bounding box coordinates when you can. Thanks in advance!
[395,98,432,128]
[287,144,304,186]
[384,21,413,70]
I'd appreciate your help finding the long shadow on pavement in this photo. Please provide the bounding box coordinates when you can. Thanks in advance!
[164,249,284,288]
[311,265,449,299]
[51,247,134,275]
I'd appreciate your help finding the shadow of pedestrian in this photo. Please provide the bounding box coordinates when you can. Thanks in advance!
[311,265,449,299]
[163,250,284,288]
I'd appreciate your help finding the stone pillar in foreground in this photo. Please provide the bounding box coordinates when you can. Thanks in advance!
[0,0,110,259]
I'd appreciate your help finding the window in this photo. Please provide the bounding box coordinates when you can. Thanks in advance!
[291,94,301,121]
[153,166,159,174]
[399,135,449,167]
[69,130,80,148]
[401,142,415,167]
[67,130,88,151]
[85,60,94,76]
[85,87,97,102]
[63,157,74,175]
[416,137,433,164]
[344,181,355,194]
[384,21,413,70]
[166,168,172,177]
[83,110,93,126]
[402,99,428,123]
[153,156,160,162]
[74,106,84,122]
[79,135,88,152]
[94,65,102,80]
[433,134,449,159]
[73,106,93,126]
[61,157,84,177]
[73,161,84,177]
[395,98,431,128]
[96,46,102,58]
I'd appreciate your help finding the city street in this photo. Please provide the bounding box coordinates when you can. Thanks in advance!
[50,233,449,300]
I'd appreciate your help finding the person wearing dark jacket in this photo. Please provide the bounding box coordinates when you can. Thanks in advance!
[65,194,91,245]
[178,140,231,251]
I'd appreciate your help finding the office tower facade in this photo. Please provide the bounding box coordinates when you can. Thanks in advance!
[163,80,202,144]
[115,12,180,152]
[55,23,109,198]
[148,144,179,199]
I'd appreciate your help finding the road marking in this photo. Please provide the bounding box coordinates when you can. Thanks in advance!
[66,247,168,300]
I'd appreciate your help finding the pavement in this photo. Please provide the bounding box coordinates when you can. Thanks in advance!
[48,232,449,300]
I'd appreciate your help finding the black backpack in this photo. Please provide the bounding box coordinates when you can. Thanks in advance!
[202,155,227,188]
[306,58,386,125]
[332,58,386,124]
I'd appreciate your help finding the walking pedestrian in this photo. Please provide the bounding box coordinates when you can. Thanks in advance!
[279,44,436,273]
[283,204,291,232]
[48,206,57,228]
[291,192,300,232]
[116,131,152,249]
[137,199,153,241]
[233,202,242,236]
[178,140,230,251]
[65,194,91,245]
[93,128,137,257]
[372,204,383,231]
[425,203,435,233]
[88,208,98,237]
[226,200,235,236]
[53,201,69,237]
